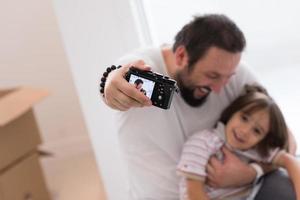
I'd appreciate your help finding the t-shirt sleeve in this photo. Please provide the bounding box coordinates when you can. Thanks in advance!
[114,53,141,66]
[113,48,157,71]
[177,131,223,180]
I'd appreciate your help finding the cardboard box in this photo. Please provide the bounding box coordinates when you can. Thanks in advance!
[0,87,50,200]
[0,87,48,171]
[0,153,50,200]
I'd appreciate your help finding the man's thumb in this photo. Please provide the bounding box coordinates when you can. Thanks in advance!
[222,146,232,157]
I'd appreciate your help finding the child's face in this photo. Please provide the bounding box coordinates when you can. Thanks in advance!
[225,109,270,150]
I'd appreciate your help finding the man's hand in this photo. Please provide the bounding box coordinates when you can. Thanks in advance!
[206,147,256,188]
[288,129,297,155]
[103,60,152,111]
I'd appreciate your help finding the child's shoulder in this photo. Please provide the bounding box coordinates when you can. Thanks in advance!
[190,128,218,139]
[186,128,224,149]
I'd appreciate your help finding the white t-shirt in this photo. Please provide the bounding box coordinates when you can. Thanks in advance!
[114,46,257,200]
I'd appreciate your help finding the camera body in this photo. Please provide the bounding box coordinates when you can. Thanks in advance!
[125,67,178,109]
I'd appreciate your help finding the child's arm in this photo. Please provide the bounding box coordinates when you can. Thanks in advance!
[274,151,300,199]
[186,178,210,200]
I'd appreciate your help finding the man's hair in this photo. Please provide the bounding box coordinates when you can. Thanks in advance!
[219,85,289,157]
[134,79,144,85]
[173,14,246,68]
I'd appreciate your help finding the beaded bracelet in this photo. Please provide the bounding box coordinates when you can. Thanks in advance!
[99,65,122,97]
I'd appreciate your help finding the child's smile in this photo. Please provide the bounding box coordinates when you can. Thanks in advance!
[225,108,270,150]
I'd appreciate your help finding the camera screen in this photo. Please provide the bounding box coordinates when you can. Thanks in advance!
[128,74,155,98]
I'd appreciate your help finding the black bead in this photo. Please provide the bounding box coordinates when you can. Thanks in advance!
[111,65,116,70]
[103,72,108,77]
[100,88,104,94]
[117,65,122,69]
[106,67,112,73]
[101,77,106,82]
[100,82,105,88]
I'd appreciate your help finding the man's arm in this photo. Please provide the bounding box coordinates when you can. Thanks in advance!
[288,129,297,155]
[206,127,298,188]
[274,152,300,200]
[206,147,256,188]
[186,179,210,200]
[102,60,152,110]
[250,128,297,177]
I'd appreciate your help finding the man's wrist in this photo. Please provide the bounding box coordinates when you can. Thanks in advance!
[250,163,264,184]
[99,65,122,97]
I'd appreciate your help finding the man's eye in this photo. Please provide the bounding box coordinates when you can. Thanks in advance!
[207,74,219,80]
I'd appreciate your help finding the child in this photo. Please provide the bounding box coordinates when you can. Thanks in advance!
[177,84,300,200]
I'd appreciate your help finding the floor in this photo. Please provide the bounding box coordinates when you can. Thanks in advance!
[40,137,106,200]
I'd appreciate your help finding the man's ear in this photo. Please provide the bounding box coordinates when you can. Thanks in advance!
[174,45,189,69]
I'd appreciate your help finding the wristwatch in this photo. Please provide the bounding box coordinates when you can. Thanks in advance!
[250,163,264,184]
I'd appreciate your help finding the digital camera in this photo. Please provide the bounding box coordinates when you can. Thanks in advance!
[125,67,179,109]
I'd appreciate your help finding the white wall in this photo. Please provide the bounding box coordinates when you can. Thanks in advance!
[0,0,90,153]
[52,0,146,199]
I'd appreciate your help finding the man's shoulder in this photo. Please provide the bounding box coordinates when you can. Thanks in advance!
[235,61,255,78]
[221,61,258,100]
[115,46,165,72]
[115,46,160,62]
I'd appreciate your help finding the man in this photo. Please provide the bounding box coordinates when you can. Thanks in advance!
[102,14,296,199]
[134,79,147,95]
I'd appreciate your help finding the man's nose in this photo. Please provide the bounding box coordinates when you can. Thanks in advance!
[211,82,223,93]
[211,78,229,93]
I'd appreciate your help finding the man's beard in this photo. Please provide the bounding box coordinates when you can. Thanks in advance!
[175,72,211,107]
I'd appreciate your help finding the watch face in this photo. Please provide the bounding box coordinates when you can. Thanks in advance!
[250,163,264,183]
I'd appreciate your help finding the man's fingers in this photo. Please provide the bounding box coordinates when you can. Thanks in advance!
[106,73,151,108]
[123,60,151,72]
[208,156,222,168]
[130,60,151,71]
[133,59,145,65]
[119,81,152,106]
[221,146,232,157]
[206,164,218,188]
[206,179,218,188]
[104,81,130,111]
[111,96,131,111]
[115,88,144,108]
[222,146,240,163]
[206,163,215,175]
[111,94,143,110]
[107,98,128,111]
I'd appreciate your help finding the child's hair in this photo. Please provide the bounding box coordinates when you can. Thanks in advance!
[219,84,289,157]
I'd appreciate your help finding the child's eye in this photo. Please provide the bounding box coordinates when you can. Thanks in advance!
[241,114,248,122]
[253,128,261,136]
